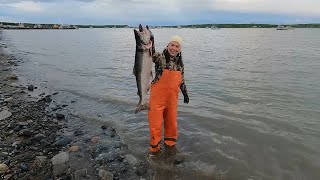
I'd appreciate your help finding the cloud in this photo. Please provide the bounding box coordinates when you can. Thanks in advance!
[8,1,44,13]
[0,0,319,24]
[212,0,320,17]
[0,0,96,3]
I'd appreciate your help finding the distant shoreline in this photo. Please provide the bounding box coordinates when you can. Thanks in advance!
[1,21,320,29]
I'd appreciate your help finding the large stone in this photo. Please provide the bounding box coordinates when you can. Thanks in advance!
[54,137,72,146]
[52,164,68,177]
[73,169,87,180]
[35,156,47,167]
[34,133,46,141]
[10,83,19,87]
[125,154,138,165]
[7,74,18,80]
[51,152,69,165]
[98,169,113,180]
[0,163,9,174]
[0,110,12,120]
[69,146,80,152]
[27,85,34,91]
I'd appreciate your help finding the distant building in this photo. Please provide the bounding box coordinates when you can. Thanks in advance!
[34,24,42,29]
[18,23,25,28]
[53,24,59,29]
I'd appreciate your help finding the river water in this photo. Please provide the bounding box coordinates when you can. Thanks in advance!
[2,28,320,179]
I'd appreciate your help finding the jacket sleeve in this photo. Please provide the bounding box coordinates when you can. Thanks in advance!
[180,64,188,97]
[152,52,161,63]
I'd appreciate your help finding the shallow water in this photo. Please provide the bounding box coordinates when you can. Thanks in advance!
[2,28,320,179]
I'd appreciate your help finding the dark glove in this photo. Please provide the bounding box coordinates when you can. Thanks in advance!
[183,94,189,104]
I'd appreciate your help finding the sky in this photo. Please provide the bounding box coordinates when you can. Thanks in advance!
[0,0,319,25]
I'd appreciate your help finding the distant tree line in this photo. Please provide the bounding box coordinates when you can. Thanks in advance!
[1,21,320,29]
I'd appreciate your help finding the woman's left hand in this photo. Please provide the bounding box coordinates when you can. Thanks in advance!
[184,94,189,104]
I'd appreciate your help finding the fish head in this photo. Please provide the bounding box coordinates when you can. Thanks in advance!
[134,24,153,50]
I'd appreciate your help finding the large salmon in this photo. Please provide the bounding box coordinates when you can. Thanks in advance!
[133,24,155,113]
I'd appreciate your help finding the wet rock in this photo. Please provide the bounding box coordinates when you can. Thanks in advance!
[52,92,59,95]
[52,164,68,177]
[0,152,9,159]
[27,85,34,91]
[101,125,108,130]
[124,154,138,165]
[13,126,20,132]
[35,156,47,167]
[69,146,80,152]
[71,100,76,103]
[73,169,87,180]
[110,127,116,138]
[173,157,184,165]
[20,163,28,172]
[17,121,28,127]
[39,92,45,96]
[4,97,13,102]
[52,152,69,165]
[48,133,57,142]
[18,129,32,136]
[30,146,39,151]
[40,139,50,147]
[34,133,46,141]
[91,136,99,144]
[54,137,72,146]
[56,113,65,120]
[117,155,125,162]
[98,169,113,180]
[74,130,83,136]
[136,163,148,176]
[42,95,52,103]
[3,174,13,179]
[12,141,22,147]
[27,119,33,124]
[10,83,19,87]
[0,110,12,120]
[7,74,18,80]
[96,144,110,154]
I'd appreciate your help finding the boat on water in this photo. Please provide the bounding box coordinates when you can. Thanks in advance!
[277,25,288,30]
[211,25,220,30]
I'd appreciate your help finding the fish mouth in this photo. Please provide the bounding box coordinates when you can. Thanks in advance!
[144,41,152,49]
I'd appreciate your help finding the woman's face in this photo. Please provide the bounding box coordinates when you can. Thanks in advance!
[167,41,181,57]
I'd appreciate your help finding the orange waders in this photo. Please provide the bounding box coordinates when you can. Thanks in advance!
[148,69,182,153]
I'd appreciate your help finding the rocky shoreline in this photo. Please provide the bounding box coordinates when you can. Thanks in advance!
[0,35,153,180]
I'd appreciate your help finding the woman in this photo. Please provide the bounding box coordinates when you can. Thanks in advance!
[148,35,189,156]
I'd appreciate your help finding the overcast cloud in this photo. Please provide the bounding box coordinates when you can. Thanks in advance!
[0,0,319,25]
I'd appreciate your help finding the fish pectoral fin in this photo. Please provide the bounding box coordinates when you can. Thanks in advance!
[135,103,149,114]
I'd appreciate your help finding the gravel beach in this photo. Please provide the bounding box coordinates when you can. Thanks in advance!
[0,33,155,180]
